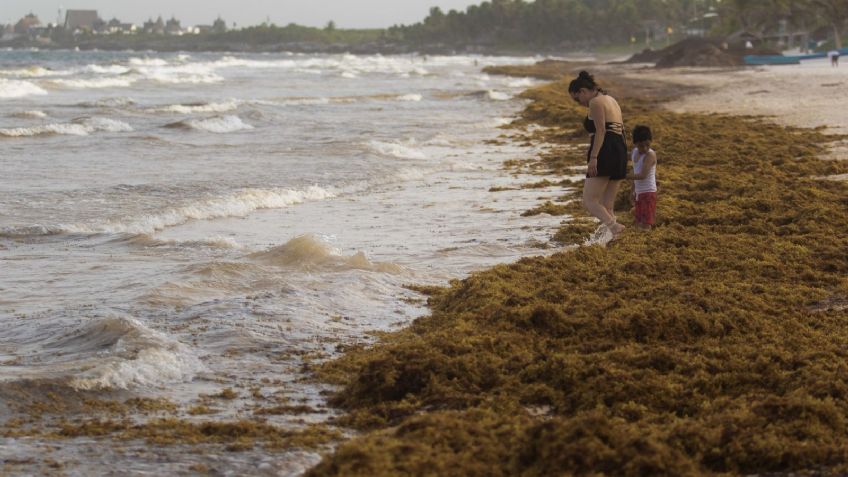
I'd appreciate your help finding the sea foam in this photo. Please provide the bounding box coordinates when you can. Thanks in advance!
[0,78,48,98]
[368,139,427,159]
[165,115,253,133]
[0,117,133,138]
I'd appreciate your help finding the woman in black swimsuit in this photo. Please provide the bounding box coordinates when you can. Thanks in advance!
[569,71,627,237]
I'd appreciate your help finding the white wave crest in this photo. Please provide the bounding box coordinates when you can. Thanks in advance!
[1,186,335,237]
[84,64,132,75]
[129,57,169,66]
[0,66,72,78]
[131,62,223,84]
[129,234,242,249]
[10,110,47,119]
[79,97,136,108]
[158,100,240,114]
[48,77,137,89]
[0,117,133,138]
[368,139,427,159]
[165,115,253,133]
[0,78,48,98]
[267,96,331,106]
[508,78,536,88]
[487,90,512,101]
[397,93,423,102]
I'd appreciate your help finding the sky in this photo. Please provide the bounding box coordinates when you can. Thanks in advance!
[3,0,484,29]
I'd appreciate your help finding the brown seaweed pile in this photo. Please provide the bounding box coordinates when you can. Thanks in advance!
[306,68,848,476]
[483,59,586,80]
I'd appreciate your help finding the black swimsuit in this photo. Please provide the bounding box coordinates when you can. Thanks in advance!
[584,115,627,180]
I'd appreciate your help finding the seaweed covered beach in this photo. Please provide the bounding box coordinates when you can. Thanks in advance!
[308,62,848,476]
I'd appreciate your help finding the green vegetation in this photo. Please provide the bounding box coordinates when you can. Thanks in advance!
[306,66,848,476]
[212,23,385,45]
[37,23,386,52]
[12,0,846,53]
[390,0,846,50]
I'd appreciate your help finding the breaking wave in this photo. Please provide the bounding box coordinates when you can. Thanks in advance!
[127,234,242,249]
[77,97,137,108]
[48,77,137,89]
[0,78,47,98]
[0,186,335,237]
[0,316,203,391]
[165,115,253,133]
[368,139,427,159]
[9,110,47,119]
[249,234,404,274]
[157,101,240,114]
[0,117,133,138]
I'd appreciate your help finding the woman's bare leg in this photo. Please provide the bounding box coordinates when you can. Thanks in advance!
[601,179,622,222]
[599,179,625,236]
[583,177,616,225]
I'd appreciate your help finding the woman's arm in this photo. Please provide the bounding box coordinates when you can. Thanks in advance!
[588,99,605,177]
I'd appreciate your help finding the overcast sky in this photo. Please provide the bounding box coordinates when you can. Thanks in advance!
[4,1,483,29]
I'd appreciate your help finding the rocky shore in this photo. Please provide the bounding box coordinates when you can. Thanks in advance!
[304,62,848,476]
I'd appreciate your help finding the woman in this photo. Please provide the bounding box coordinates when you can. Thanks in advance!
[569,71,627,238]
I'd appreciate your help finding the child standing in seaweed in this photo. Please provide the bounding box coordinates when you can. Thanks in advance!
[629,125,657,230]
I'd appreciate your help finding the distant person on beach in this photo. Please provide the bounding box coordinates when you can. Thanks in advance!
[829,50,840,67]
[628,125,658,231]
[569,71,627,238]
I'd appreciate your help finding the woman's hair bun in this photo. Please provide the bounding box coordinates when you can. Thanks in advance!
[568,70,598,93]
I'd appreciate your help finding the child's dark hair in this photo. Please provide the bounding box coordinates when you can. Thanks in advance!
[568,71,598,93]
[632,125,652,143]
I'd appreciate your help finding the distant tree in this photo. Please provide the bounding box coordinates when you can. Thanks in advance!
[809,0,848,48]
[325,20,336,32]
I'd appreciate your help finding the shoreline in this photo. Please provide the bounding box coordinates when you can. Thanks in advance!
[305,62,848,475]
[2,57,847,475]
[0,54,566,475]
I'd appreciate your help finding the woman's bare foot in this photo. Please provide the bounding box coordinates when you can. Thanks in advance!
[609,222,625,240]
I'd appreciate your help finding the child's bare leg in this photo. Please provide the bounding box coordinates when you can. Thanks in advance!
[583,177,616,226]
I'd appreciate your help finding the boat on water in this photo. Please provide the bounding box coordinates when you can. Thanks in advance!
[744,47,848,65]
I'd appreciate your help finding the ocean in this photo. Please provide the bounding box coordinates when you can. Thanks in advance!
[0,49,576,473]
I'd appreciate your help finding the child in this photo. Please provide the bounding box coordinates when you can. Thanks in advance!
[629,125,657,230]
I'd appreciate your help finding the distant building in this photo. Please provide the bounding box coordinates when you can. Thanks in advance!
[725,30,762,50]
[105,18,137,34]
[14,13,41,34]
[64,10,100,32]
[212,17,227,34]
[165,17,183,35]
[143,16,165,35]
[2,23,18,40]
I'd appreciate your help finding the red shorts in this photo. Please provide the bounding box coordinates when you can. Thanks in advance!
[634,192,657,225]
